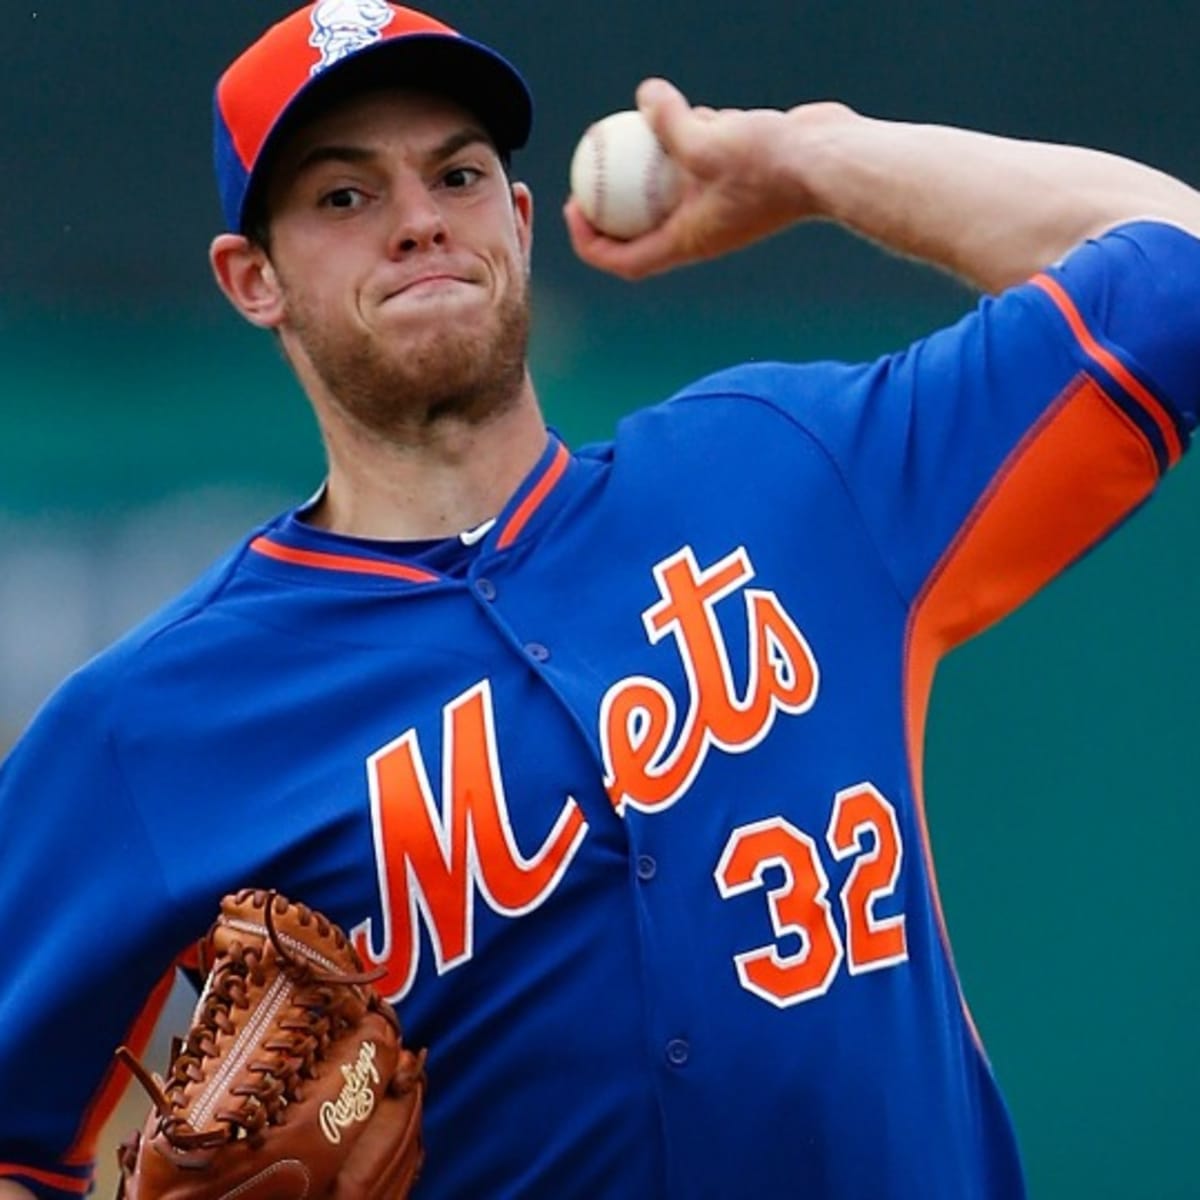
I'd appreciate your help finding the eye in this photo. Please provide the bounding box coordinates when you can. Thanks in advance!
[320,186,367,211]
[441,165,484,190]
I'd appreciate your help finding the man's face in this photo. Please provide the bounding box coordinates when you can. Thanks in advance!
[261,87,534,437]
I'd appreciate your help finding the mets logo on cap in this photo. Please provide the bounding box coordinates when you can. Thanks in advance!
[309,0,396,75]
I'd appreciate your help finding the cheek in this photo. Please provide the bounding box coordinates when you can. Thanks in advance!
[279,256,364,324]
[492,231,531,290]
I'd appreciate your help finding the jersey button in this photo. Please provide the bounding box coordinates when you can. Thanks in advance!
[636,855,657,881]
[475,578,497,601]
[525,642,551,663]
[665,1038,690,1067]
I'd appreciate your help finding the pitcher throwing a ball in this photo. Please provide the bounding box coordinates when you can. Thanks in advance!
[2,2,1199,1198]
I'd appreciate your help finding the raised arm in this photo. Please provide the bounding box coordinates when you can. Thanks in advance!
[565,78,1200,290]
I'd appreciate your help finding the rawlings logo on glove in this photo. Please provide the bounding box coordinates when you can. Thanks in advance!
[113,889,426,1199]
[320,1041,382,1142]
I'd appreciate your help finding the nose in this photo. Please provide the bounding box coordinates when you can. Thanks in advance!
[386,179,448,257]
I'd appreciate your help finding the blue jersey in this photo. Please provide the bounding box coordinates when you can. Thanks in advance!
[2,222,1198,1198]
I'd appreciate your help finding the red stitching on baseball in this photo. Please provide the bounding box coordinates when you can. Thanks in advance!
[644,140,663,228]
[592,125,607,232]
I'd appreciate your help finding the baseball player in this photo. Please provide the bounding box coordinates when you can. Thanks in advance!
[2,2,1199,1197]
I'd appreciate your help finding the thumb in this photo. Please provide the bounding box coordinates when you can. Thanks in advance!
[636,77,706,166]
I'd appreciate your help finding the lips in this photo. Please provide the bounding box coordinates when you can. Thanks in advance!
[394,274,462,294]
[379,266,479,302]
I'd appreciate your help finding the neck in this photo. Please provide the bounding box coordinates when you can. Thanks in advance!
[305,375,548,541]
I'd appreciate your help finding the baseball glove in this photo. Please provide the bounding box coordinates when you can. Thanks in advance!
[113,889,426,1199]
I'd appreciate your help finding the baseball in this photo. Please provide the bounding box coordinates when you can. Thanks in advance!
[569,110,683,240]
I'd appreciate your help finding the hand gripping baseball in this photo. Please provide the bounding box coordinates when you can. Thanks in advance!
[565,77,836,280]
[113,890,426,1200]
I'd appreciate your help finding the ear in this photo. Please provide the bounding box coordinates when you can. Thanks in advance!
[511,182,534,270]
[209,234,286,329]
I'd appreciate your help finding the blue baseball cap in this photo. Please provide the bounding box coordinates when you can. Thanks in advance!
[213,2,533,232]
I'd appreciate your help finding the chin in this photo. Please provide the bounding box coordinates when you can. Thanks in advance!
[291,284,531,434]
[389,322,496,374]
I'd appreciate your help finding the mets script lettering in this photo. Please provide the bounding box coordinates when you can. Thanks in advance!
[352,680,589,1003]
[601,545,819,813]
[320,1041,381,1144]
[353,546,816,1002]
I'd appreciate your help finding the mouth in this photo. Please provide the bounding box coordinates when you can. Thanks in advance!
[384,273,475,302]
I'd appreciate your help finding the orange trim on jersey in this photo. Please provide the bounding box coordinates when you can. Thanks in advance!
[903,374,1160,1054]
[62,961,179,1167]
[250,537,440,584]
[497,442,571,550]
[1031,273,1183,465]
[0,1163,91,1193]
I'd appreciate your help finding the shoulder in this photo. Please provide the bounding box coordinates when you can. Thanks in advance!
[12,522,277,750]
[600,360,874,447]
[672,360,866,405]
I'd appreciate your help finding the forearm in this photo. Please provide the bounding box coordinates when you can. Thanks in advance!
[568,81,1200,285]
[793,106,1200,292]
[0,1182,36,1199]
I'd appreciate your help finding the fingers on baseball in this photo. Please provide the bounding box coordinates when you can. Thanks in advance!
[636,78,711,168]
[566,214,686,281]
[562,201,611,258]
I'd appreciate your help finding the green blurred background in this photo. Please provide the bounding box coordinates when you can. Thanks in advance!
[3,2,1197,1195]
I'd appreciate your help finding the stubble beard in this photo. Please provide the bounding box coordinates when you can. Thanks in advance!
[283,278,532,443]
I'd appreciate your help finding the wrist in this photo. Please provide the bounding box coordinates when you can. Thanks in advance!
[777,101,864,222]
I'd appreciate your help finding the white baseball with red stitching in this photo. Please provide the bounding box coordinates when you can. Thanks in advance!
[569,110,683,240]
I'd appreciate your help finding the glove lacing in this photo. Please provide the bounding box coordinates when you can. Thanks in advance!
[116,890,387,1152]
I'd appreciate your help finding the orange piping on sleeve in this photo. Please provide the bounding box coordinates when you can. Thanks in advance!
[1031,273,1182,465]
[904,374,1160,1054]
[62,960,179,1167]
[0,1163,91,1194]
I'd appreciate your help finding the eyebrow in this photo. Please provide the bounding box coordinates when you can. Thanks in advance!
[292,127,495,179]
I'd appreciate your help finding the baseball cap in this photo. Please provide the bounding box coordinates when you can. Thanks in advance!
[213,1,533,233]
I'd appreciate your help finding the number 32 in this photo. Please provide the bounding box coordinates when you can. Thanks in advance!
[714,782,908,1007]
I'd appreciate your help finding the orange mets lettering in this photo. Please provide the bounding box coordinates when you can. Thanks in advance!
[351,680,589,1002]
[602,546,819,814]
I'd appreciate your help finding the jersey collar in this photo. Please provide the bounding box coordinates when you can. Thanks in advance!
[245,433,576,588]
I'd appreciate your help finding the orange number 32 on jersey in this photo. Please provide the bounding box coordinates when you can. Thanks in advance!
[714,782,908,1007]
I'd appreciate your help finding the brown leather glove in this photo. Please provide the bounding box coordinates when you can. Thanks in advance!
[114,889,426,1199]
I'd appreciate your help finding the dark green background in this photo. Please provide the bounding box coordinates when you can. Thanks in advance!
[3,2,1197,1195]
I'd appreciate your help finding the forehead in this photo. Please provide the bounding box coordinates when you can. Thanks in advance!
[276,87,491,168]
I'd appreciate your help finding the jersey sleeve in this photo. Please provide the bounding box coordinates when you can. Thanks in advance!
[0,666,182,1198]
[765,219,1199,640]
